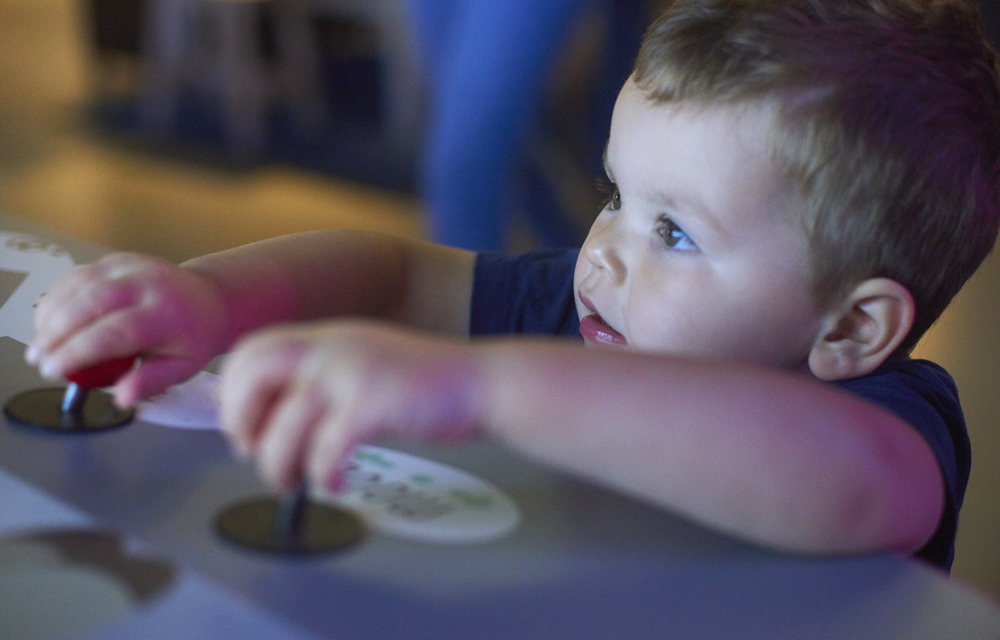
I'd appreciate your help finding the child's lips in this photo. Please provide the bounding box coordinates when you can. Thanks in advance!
[578,294,627,346]
[579,313,628,347]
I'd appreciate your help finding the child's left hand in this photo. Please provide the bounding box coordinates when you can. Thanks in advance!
[218,321,484,492]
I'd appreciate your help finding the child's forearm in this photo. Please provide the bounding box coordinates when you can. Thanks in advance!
[219,322,942,556]
[182,230,475,349]
[475,340,944,556]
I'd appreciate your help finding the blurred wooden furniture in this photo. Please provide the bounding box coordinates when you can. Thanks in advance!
[140,0,422,160]
[310,0,423,153]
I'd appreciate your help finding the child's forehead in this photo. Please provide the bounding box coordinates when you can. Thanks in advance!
[608,83,786,188]
[607,83,804,234]
[613,79,781,140]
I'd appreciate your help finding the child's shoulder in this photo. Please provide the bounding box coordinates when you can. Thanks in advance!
[838,358,956,394]
[471,249,581,337]
[833,357,968,568]
[833,358,960,417]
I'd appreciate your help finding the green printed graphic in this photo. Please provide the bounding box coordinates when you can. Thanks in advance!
[449,489,493,510]
[357,450,394,469]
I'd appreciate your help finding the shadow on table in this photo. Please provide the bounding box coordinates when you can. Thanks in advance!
[0,529,176,640]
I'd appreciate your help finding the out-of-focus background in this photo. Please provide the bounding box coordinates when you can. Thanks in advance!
[0,0,997,600]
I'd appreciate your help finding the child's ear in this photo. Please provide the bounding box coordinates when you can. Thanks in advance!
[808,278,915,381]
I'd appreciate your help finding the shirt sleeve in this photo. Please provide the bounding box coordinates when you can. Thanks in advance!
[470,250,582,337]
[833,359,970,569]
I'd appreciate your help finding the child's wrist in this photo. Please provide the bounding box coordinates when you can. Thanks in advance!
[181,258,297,352]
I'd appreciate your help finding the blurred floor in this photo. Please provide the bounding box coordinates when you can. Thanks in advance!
[0,0,423,264]
[0,0,997,601]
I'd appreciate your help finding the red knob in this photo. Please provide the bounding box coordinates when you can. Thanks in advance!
[66,356,137,389]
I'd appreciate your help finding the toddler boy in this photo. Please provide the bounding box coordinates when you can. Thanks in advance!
[28,0,1000,569]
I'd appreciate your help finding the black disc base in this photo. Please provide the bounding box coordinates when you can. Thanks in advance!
[4,387,134,433]
[216,497,366,555]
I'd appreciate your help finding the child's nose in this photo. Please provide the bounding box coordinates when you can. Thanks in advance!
[584,215,628,285]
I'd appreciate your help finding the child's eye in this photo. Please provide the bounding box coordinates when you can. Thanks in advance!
[595,177,622,211]
[609,187,622,211]
[657,216,697,250]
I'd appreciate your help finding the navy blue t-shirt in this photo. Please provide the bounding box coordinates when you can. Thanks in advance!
[471,249,970,569]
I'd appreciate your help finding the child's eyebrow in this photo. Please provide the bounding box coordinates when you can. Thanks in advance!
[604,142,725,240]
[601,144,614,180]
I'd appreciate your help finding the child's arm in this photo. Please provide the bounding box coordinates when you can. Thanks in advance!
[29,231,475,406]
[476,339,944,556]
[180,230,474,336]
[220,322,944,557]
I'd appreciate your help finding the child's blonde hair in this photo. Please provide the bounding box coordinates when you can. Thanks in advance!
[635,0,1000,355]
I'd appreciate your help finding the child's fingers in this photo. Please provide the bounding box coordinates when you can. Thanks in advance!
[33,263,103,324]
[255,384,327,491]
[222,326,362,491]
[32,273,101,353]
[221,323,483,495]
[308,410,370,494]
[112,357,205,408]
[218,370,282,458]
[33,255,137,329]
[35,305,155,380]
[32,266,137,356]
[218,333,310,457]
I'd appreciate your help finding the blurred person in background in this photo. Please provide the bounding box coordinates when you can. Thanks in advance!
[405,0,649,250]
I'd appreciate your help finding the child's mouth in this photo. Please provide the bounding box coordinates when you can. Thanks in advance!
[579,313,628,347]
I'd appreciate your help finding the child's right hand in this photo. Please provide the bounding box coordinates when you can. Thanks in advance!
[26,252,230,407]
